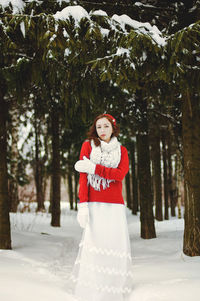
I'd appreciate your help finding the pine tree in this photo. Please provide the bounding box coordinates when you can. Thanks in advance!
[151,125,163,221]
[0,76,11,249]
[167,21,200,255]
[136,92,156,239]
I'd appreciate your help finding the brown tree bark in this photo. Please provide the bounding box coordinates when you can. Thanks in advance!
[136,92,156,239]
[68,171,74,210]
[74,172,79,211]
[34,118,45,212]
[51,109,61,227]
[151,127,163,221]
[175,154,182,219]
[130,141,138,215]
[183,93,200,256]
[125,170,132,209]
[161,130,169,220]
[49,175,53,213]
[0,83,12,249]
[67,151,75,210]
[167,132,176,217]
[9,99,19,212]
[137,130,156,239]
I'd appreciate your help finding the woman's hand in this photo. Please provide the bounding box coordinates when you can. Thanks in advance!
[77,202,89,228]
[74,156,96,174]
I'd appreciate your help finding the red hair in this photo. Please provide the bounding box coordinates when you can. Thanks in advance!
[87,114,120,146]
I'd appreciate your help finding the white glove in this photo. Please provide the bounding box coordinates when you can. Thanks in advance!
[77,202,89,228]
[74,156,96,174]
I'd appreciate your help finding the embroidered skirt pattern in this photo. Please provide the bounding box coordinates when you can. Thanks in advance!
[68,202,133,301]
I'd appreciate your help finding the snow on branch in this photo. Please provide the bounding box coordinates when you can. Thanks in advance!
[1,2,165,48]
[52,5,165,47]
[0,0,71,14]
[111,14,166,46]
[0,0,25,13]
[90,10,108,17]
[53,5,90,26]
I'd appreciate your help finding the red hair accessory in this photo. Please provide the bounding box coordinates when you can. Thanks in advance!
[103,114,116,126]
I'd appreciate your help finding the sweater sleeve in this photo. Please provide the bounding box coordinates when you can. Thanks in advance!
[94,146,129,181]
[78,141,91,203]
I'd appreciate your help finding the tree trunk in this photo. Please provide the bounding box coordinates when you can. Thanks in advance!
[175,154,182,219]
[137,132,156,239]
[68,171,74,210]
[167,132,176,217]
[130,141,138,214]
[34,119,45,212]
[151,128,163,221]
[9,99,19,212]
[51,109,61,227]
[0,87,11,249]
[162,130,169,220]
[125,170,131,209]
[183,93,200,256]
[74,172,78,211]
[49,175,53,213]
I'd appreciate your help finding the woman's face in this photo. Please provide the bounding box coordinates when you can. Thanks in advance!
[96,117,113,143]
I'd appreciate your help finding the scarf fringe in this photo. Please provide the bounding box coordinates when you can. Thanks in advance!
[88,174,113,191]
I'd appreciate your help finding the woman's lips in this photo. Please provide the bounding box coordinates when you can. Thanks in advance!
[101,134,106,137]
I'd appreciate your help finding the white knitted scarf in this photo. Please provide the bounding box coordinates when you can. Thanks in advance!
[87,136,121,191]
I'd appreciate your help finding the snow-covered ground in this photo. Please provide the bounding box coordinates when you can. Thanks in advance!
[0,203,200,301]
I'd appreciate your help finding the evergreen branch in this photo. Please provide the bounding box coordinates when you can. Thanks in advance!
[13,0,176,11]
[80,0,176,12]
[151,109,180,125]
[183,65,200,70]
[0,12,53,18]
[6,53,33,60]
[87,53,116,65]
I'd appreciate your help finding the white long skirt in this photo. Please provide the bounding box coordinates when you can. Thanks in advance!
[68,202,133,301]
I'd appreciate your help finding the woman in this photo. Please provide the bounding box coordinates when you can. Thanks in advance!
[69,113,133,301]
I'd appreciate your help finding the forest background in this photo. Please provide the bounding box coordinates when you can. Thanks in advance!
[0,0,200,257]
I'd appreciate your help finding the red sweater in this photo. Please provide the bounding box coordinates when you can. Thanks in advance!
[78,140,129,205]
